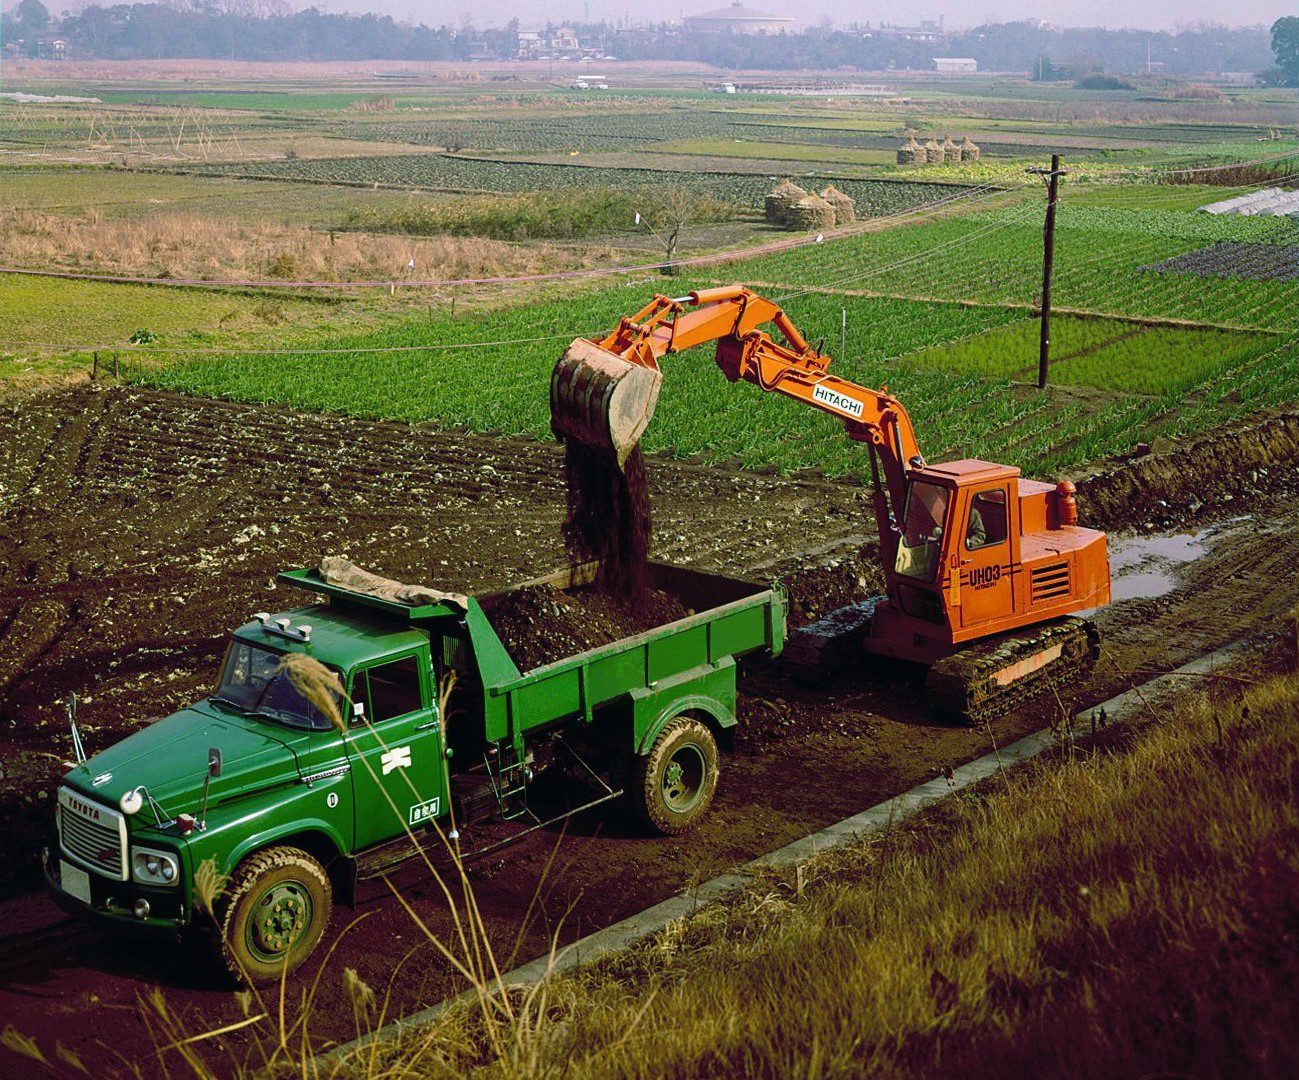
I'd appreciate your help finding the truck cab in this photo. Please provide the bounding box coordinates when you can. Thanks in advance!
[47,601,449,983]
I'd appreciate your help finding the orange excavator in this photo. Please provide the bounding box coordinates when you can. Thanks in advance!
[550,285,1111,721]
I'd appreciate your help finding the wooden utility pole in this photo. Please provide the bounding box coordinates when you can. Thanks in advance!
[1029,154,1066,389]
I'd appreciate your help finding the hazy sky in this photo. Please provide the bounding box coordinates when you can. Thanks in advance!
[323,2,1294,32]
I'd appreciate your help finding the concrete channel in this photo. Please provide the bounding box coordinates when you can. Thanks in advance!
[323,638,1250,1068]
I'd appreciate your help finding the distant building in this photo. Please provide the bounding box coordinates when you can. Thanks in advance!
[933,57,978,74]
[873,20,945,44]
[683,3,793,35]
[515,25,587,60]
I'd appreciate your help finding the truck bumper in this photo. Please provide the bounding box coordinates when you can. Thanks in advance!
[42,846,186,939]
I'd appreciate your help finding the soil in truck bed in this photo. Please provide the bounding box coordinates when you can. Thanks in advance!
[488,584,691,672]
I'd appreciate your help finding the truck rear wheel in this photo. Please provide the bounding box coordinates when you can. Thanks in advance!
[632,716,719,835]
[217,846,332,986]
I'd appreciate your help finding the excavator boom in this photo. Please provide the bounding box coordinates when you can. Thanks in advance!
[550,286,923,521]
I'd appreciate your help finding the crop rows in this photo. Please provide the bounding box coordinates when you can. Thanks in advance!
[1142,241,1299,283]
[136,287,1029,476]
[337,111,755,152]
[905,314,1273,394]
[178,153,965,213]
[740,205,1299,332]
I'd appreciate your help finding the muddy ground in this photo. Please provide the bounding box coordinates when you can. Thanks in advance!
[2,387,1299,1075]
[0,386,876,893]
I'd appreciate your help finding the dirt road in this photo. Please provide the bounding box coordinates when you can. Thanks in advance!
[1,387,1297,1076]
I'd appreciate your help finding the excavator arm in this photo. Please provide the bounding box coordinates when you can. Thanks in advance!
[550,285,924,535]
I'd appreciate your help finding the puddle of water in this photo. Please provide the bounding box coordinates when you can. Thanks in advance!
[1107,526,1218,603]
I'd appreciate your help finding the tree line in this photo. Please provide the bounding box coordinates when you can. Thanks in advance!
[2,0,1296,82]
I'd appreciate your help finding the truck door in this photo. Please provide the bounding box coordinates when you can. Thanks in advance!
[957,483,1016,631]
[345,650,446,850]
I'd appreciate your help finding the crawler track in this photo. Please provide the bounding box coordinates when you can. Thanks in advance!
[926,617,1101,725]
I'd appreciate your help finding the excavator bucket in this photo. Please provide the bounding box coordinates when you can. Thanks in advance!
[550,338,662,468]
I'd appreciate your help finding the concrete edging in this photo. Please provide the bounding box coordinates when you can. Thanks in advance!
[325,639,1249,1065]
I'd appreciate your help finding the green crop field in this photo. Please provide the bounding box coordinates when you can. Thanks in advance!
[904,314,1274,394]
[177,153,972,214]
[134,287,1031,472]
[741,203,1299,332]
[5,68,1298,483]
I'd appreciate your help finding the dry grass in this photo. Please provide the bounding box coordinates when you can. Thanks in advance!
[353,662,1299,1078]
[0,208,599,283]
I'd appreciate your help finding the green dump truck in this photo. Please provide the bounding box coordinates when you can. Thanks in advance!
[44,560,784,983]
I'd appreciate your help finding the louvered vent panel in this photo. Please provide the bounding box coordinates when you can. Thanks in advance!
[1031,562,1071,603]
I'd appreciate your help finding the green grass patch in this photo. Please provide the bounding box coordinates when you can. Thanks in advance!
[0,275,321,355]
[905,314,1274,394]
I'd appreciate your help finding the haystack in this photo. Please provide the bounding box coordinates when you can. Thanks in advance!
[819,185,856,226]
[960,136,981,162]
[786,194,836,231]
[765,180,808,225]
[942,135,961,164]
[923,138,944,165]
[896,134,923,165]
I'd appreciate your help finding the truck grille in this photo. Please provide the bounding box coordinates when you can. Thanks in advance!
[58,787,128,880]
[1030,562,1072,604]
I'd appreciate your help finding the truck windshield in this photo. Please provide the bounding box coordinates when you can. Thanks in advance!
[895,481,949,581]
[213,641,340,732]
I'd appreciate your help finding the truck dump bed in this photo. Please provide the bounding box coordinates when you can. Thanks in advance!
[280,560,784,745]
[471,561,783,739]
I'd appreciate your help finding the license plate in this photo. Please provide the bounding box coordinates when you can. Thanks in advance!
[60,860,92,905]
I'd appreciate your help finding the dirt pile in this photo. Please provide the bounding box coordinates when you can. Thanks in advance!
[1077,409,1299,529]
[561,441,653,603]
[488,584,690,672]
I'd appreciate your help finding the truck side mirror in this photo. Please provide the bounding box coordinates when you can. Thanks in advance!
[208,747,222,778]
[353,701,366,721]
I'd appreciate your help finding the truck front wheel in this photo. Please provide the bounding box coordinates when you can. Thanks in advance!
[632,716,719,835]
[218,846,333,986]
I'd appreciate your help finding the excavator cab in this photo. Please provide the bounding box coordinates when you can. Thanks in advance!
[871,459,1108,666]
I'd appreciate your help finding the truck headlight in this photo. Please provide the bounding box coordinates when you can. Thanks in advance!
[131,847,179,887]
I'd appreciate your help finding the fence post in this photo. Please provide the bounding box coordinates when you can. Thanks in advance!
[92,351,99,381]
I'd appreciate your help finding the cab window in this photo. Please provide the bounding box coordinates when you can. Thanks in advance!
[896,480,949,581]
[353,655,424,723]
[966,489,1008,550]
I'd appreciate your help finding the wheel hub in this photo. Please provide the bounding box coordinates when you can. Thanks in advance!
[250,882,312,958]
[661,745,705,812]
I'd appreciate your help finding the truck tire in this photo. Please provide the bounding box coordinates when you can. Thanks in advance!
[632,716,719,835]
[217,846,332,986]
